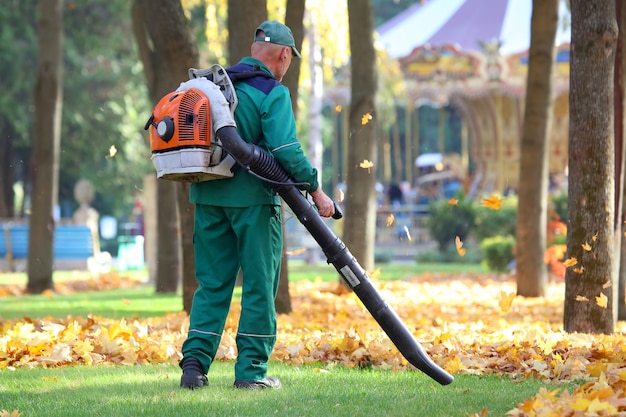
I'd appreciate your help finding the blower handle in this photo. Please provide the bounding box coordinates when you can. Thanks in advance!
[332,201,343,220]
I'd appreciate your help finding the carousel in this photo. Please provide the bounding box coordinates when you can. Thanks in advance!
[375,0,572,196]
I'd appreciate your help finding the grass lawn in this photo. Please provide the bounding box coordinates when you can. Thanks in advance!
[0,362,563,417]
[0,261,567,416]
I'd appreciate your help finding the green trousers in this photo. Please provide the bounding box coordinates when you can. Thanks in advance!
[181,203,282,381]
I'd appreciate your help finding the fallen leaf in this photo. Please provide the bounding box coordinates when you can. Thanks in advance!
[359,160,374,173]
[563,257,578,268]
[596,293,608,308]
[499,291,515,313]
[582,242,592,251]
[455,236,466,257]
[106,145,117,158]
[575,295,589,302]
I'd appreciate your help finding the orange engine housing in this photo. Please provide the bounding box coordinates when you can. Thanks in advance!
[150,88,212,152]
[147,87,235,182]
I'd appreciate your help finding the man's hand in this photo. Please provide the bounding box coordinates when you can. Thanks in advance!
[311,189,335,218]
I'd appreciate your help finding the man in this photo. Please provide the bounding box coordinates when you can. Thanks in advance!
[178,20,335,390]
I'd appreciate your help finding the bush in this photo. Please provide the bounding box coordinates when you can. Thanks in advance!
[426,193,477,251]
[415,243,483,264]
[473,195,517,242]
[480,235,515,272]
[374,249,393,264]
[550,192,568,223]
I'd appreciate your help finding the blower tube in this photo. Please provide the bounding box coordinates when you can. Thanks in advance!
[216,125,453,386]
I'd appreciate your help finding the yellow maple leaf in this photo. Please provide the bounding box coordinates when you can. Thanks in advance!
[359,160,374,173]
[569,397,590,411]
[361,112,372,125]
[369,268,381,280]
[587,397,617,415]
[448,197,458,206]
[386,214,395,227]
[498,291,515,313]
[480,195,503,210]
[592,233,598,242]
[582,242,592,251]
[563,257,578,268]
[596,292,608,308]
[0,411,21,417]
[106,145,117,158]
[455,236,466,257]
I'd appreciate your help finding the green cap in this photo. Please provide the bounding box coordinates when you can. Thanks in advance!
[254,20,302,58]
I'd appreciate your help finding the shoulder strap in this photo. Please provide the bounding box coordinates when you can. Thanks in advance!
[225,64,275,83]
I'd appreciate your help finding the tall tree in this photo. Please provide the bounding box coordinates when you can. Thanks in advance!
[276,0,306,314]
[616,0,626,321]
[343,0,378,271]
[27,0,64,294]
[564,0,618,334]
[515,0,559,298]
[132,0,199,294]
[227,0,267,63]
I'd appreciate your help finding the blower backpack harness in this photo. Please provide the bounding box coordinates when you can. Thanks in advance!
[144,65,453,386]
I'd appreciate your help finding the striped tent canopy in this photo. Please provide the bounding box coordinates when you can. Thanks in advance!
[376,0,571,59]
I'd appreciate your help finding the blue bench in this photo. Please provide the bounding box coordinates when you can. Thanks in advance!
[0,224,95,271]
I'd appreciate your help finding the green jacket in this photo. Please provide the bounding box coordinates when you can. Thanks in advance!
[190,57,319,207]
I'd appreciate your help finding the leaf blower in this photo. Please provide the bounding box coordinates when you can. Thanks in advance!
[144,65,453,386]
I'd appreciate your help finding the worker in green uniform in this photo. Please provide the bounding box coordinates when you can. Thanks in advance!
[179,20,335,390]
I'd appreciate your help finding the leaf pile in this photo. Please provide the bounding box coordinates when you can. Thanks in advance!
[1,273,626,415]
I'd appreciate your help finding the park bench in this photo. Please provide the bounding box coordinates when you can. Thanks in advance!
[0,223,95,272]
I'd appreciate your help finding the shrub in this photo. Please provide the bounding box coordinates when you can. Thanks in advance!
[415,243,483,264]
[426,193,477,251]
[480,235,515,272]
[550,191,568,223]
[473,195,517,242]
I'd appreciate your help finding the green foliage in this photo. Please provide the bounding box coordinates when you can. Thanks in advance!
[473,195,518,242]
[426,193,477,251]
[1,1,154,220]
[550,191,568,223]
[480,235,515,273]
[374,249,394,263]
[60,1,153,218]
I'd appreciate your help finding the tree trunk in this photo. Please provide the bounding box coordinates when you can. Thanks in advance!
[132,0,200,295]
[227,0,267,64]
[564,0,618,334]
[27,0,64,294]
[0,118,15,218]
[515,0,558,298]
[616,0,626,321]
[343,0,378,272]
[275,0,305,314]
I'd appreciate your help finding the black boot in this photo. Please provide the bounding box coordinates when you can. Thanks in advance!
[180,357,208,389]
[234,376,282,389]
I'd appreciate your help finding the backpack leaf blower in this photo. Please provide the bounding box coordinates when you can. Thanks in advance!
[145,66,453,386]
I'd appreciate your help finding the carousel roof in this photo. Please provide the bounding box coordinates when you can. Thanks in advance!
[376,0,571,59]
